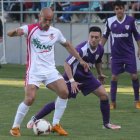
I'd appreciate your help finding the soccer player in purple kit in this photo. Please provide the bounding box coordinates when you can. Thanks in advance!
[101,1,140,109]
[27,26,121,130]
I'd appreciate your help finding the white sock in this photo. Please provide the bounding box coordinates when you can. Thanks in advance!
[52,97,68,126]
[12,102,30,128]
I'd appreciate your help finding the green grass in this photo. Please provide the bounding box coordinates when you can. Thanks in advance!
[0,64,140,140]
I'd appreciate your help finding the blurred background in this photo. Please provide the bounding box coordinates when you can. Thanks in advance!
[0,0,140,70]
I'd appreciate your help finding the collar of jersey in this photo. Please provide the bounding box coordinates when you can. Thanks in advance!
[87,41,97,53]
[116,14,126,24]
[37,23,49,31]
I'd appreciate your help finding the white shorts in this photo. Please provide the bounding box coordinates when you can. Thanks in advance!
[25,69,63,87]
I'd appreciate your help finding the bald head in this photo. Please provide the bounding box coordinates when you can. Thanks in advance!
[40,7,54,17]
[39,7,54,30]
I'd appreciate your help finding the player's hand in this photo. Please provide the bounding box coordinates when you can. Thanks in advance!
[16,28,24,36]
[79,60,90,72]
[71,81,81,93]
[97,74,108,84]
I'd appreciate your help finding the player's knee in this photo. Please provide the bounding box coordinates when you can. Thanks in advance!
[112,75,118,81]
[24,85,37,105]
[131,74,138,80]
[100,93,108,100]
[24,96,35,106]
[59,89,69,99]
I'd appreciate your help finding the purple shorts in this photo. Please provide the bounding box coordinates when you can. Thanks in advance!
[111,59,137,75]
[66,75,101,98]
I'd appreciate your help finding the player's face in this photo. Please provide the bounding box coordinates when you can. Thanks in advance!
[88,31,101,50]
[39,14,53,30]
[114,6,125,19]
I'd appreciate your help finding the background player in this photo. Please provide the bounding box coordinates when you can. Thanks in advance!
[101,1,140,109]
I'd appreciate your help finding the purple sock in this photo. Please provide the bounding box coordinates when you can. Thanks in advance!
[35,101,55,120]
[132,79,139,101]
[110,81,117,102]
[100,100,110,125]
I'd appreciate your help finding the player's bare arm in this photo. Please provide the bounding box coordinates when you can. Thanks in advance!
[95,63,108,84]
[100,37,107,47]
[136,40,140,59]
[7,28,24,37]
[61,41,90,72]
[64,62,80,93]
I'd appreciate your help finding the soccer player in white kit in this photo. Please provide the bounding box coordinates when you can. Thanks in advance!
[7,7,89,137]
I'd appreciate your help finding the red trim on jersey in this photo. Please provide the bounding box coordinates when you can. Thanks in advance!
[38,22,50,31]
[38,50,49,53]
[25,24,39,86]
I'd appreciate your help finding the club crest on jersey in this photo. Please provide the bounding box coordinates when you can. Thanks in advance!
[49,34,55,40]
[114,24,117,28]
[125,25,129,30]
[95,54,99,60]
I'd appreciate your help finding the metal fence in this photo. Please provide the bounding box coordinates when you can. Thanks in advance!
[1,0,140,70]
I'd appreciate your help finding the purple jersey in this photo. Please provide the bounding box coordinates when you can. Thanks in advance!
[63,41,104,97]
[103,15,140,61]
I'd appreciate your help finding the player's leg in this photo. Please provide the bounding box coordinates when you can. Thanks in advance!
[130,73,140,109]
[27,82,76,129]
[110,60,124,109]
[47,78,68,136]
[35,102,55,119]
[10,74,40,136]
[43,70,70,136]
[79,75,120,129]
[10,84,38,136]
[27,81,78,130]
[94,85,121,130]
[126,60,140,109]
[110,74,118,109]
[94,86,110,125]
[27,101,55,129]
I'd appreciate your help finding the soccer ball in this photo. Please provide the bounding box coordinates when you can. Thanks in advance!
[33,119,52,135]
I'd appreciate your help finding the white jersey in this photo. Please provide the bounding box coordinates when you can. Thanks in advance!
[20,23,66,75]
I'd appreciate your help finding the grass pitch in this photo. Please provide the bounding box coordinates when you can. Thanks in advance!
[0,64,140,140]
